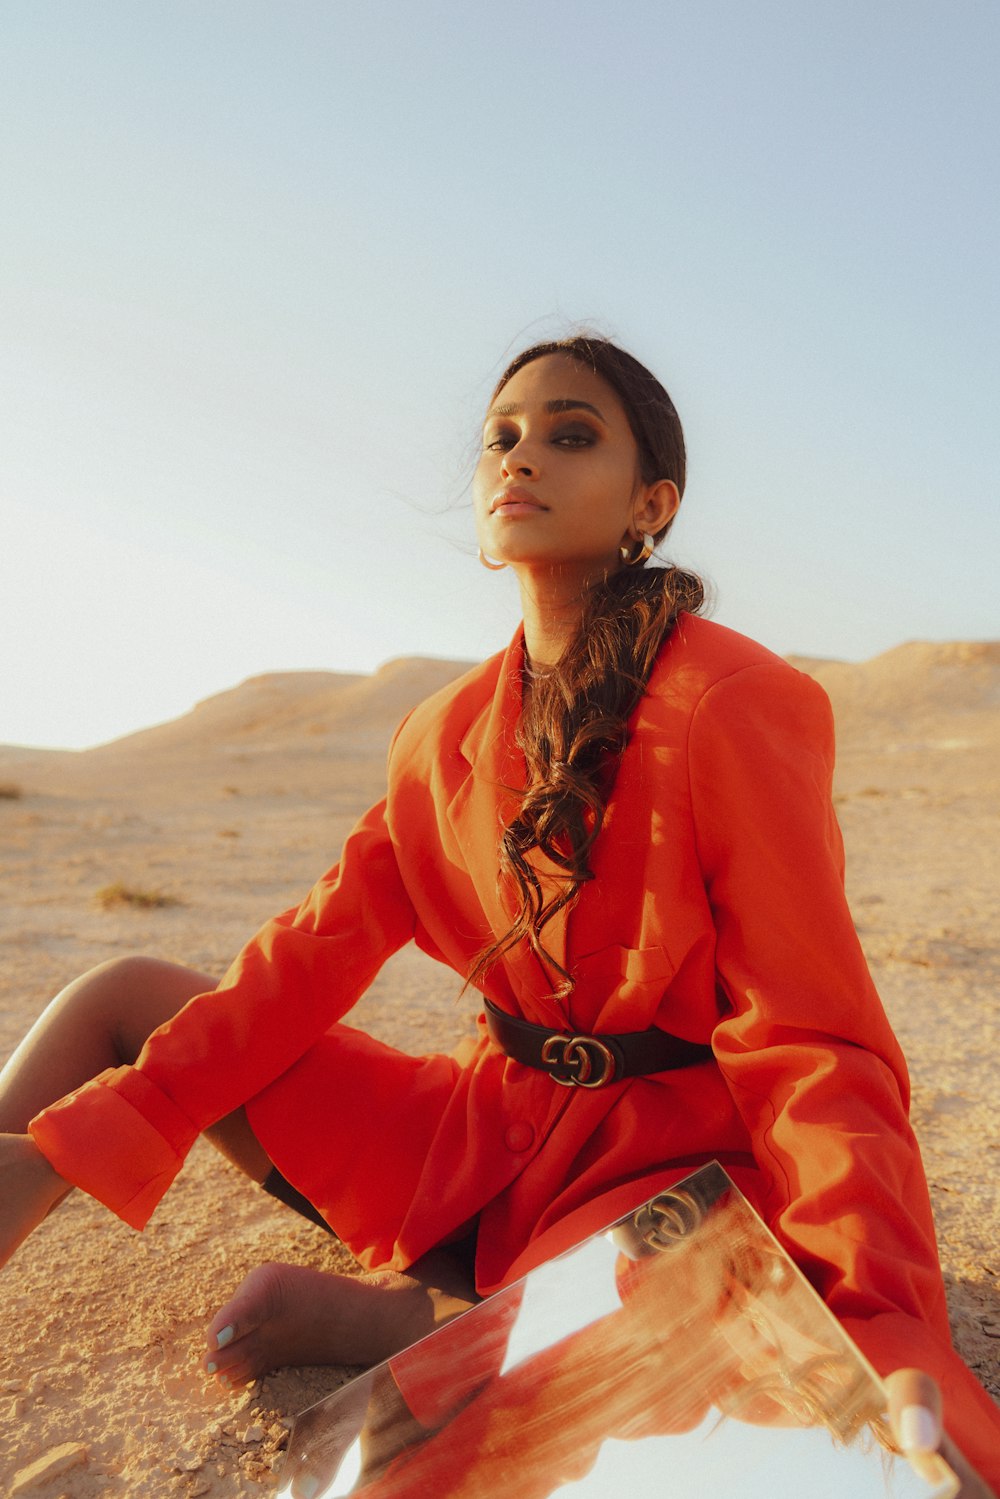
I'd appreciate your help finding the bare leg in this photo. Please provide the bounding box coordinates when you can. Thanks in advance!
[0,955,270,1177]
[2,957,479,1384]
[0,956,272,1266]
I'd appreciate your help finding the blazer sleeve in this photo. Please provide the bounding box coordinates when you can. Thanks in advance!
[688,664,1000,1477]
[688,665,937,1315]
[29,794,416,1230]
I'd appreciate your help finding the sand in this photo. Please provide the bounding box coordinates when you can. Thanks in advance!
[0,642,997,1495]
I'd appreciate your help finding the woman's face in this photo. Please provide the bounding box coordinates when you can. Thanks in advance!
[473,353,678,585]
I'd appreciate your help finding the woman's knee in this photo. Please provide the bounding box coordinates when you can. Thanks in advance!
[61,955,217,1062]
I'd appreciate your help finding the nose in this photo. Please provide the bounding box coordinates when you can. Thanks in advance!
[500,437,538,480]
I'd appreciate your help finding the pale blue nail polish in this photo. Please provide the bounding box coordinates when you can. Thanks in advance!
[215,1324,235,1349]
[899,1403,938,1454]
[206,1361,217,1375]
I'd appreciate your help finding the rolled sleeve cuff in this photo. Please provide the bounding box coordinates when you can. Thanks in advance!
[28,1066,200,1230]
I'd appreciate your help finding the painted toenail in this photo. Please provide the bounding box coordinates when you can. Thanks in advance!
[298,1478,321,1499]
[219,1374,231,1388]
[215,1324,235,1349]
[206,1361,217,1375]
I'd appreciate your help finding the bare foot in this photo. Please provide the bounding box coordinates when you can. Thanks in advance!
[0,1134,72,1268]
[203,1259,478,1389]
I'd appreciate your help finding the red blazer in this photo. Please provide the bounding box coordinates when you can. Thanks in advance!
[30,614,1000,1477]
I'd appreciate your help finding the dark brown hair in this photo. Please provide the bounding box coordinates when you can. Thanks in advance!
[469,336,705,996]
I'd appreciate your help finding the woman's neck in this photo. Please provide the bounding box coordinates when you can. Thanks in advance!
[521,618,569,673]
[516,563,606,670]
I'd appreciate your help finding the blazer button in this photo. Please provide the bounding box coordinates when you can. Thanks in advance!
[504,1122,535,1152]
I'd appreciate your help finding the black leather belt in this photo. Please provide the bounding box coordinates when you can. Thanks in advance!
[484,998,712,1089]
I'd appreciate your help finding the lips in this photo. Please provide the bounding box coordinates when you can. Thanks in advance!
[490,486,547,515]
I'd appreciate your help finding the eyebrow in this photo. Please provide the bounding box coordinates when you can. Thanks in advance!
[487,398,607,421]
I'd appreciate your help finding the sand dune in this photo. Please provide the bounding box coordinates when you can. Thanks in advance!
[1,642,997,1495]
[0,657,475,801]
[83,657,474,760]
[792,640,1000,748]
[5,637,999,779]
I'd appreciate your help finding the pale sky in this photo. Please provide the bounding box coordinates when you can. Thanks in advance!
[2,2,998,749]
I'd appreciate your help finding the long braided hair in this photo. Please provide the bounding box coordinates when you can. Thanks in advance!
[469,337,705,997]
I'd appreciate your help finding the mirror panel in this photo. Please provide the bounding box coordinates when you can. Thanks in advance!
[277,1164,957,1498]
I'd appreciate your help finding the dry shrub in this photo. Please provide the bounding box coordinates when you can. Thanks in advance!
[95,881,180,911]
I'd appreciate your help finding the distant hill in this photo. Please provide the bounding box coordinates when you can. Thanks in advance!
[2,642,996,790]
[83,656,475,759]
[0,657,476,793]
[791,640,1000,747]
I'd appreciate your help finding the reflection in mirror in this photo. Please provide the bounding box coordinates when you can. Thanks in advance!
[276,1163,958,1498]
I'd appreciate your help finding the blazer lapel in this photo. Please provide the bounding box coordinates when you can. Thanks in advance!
[446,628,569,1025]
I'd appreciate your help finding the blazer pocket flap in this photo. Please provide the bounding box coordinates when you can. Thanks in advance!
[571,944,677,1029]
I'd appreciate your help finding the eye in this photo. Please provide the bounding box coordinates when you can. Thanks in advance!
[483,426,518,452]
[552,424,597,448]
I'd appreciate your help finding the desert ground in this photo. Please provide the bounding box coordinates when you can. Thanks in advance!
[1,640,997,1496]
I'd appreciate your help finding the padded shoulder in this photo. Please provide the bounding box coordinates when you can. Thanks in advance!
[388,644,508,762]
[653,611,830,702]
[657,613,794,689]
[640,613,834,743]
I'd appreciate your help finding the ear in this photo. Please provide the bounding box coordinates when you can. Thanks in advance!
[633,479,681,537]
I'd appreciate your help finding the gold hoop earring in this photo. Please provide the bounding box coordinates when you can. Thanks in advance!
[620,533,654,566]
[478,547,508,571]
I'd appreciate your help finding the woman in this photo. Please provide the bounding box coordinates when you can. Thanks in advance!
[1,337,997,1491]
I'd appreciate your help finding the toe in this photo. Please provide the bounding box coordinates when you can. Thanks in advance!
[203,1331,261,1383]
[215,1367,247,1391]
[207,1309,240,1353]
[205,1260,291,1355]
[205,1354,255,1391]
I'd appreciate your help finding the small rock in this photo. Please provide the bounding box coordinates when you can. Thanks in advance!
[11,1396,27,1419]
[2,1378,24,1393]
[243,1423,265,1443]
[11,1442,88,1495]
[173,1448,202,1471]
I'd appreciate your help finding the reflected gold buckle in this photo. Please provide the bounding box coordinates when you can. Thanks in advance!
[633,1189,704,1250]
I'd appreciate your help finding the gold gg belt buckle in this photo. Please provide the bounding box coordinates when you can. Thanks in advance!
[539,1033,619,1088]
